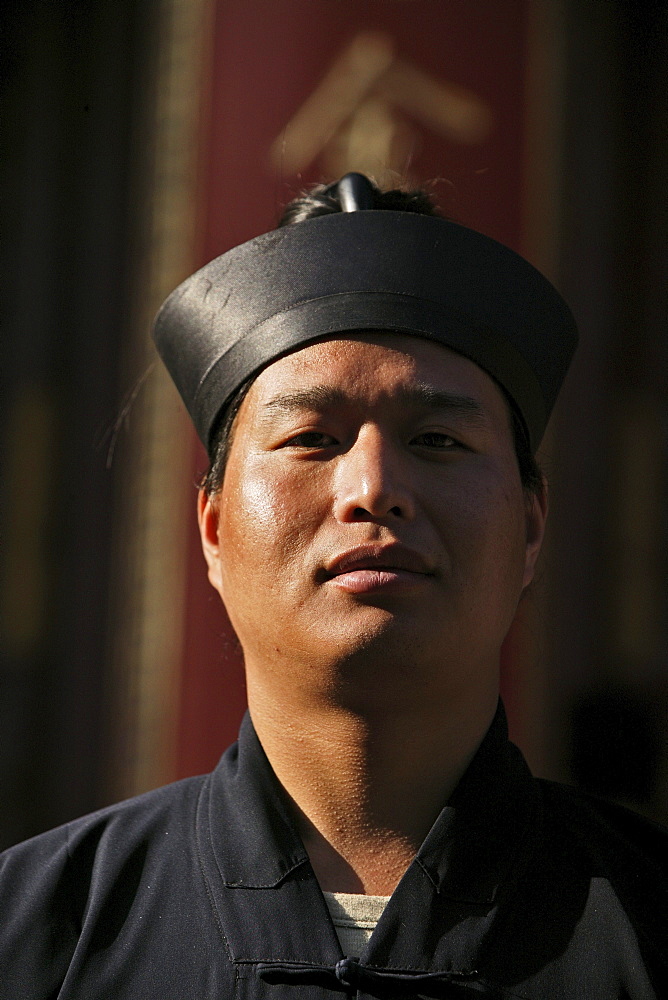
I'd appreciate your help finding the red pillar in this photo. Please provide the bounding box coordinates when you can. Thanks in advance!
[175,0,532,777]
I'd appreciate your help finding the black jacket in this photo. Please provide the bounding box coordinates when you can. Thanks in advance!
[1,706,667,998]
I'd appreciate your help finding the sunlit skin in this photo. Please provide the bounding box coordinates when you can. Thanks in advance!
[199,333,547,893]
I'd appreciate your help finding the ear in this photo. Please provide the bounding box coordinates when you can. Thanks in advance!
[197,488,225,598]
[522,477,548,589]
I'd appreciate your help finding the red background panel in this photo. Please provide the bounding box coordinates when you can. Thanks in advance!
[176,0,531,778]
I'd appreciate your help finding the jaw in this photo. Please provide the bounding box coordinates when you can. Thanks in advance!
[240,597,502,723]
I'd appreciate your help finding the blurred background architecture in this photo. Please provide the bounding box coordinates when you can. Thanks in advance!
[2,0,667,849]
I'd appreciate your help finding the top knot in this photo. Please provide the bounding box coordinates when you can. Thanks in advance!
[335,172,376,212]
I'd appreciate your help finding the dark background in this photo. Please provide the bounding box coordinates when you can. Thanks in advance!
[2,0,667,849]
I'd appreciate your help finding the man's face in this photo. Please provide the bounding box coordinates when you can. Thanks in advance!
[199,333,546,705]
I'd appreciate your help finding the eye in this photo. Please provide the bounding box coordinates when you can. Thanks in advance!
[285,431,338,449]
[411,431,458,449]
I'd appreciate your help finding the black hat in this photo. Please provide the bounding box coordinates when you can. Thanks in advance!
[153,174,578,453]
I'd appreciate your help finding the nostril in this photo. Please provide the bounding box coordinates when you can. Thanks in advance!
[349,503,405,521]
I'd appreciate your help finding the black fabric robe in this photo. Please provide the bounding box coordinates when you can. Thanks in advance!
[1,705,667,998]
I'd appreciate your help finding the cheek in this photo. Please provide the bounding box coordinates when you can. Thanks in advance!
[432,465,527,590]
[217,458,329,583]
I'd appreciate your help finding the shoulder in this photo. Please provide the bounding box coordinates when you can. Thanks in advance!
[536,778,668,964]
[537,777,668,869]
[0,773,211,995]
[1,771,208,873]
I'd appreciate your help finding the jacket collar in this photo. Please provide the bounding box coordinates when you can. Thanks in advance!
[196,701,540,972]
[415,702,539,904]
[204,702,537,899]
[204,711,310,888]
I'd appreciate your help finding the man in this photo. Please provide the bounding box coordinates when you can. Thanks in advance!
[1,174,666,997]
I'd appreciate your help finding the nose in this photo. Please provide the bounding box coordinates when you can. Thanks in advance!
[332,425,416,523]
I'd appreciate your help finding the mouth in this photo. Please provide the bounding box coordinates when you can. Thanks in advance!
[322,544,435,595]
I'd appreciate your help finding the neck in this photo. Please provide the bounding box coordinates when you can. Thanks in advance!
[247,675,498,895]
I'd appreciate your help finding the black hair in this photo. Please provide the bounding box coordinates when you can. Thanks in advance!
[201,179,544,499]
[201,372,256,496]
[278,178,442,226]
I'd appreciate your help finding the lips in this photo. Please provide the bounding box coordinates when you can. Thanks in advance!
[323,544,435,582]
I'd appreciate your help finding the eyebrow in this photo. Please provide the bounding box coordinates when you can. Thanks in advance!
[263,385,348,414]
[262,384,489,425]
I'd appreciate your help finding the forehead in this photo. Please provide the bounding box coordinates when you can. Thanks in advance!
[243,332,512,423]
